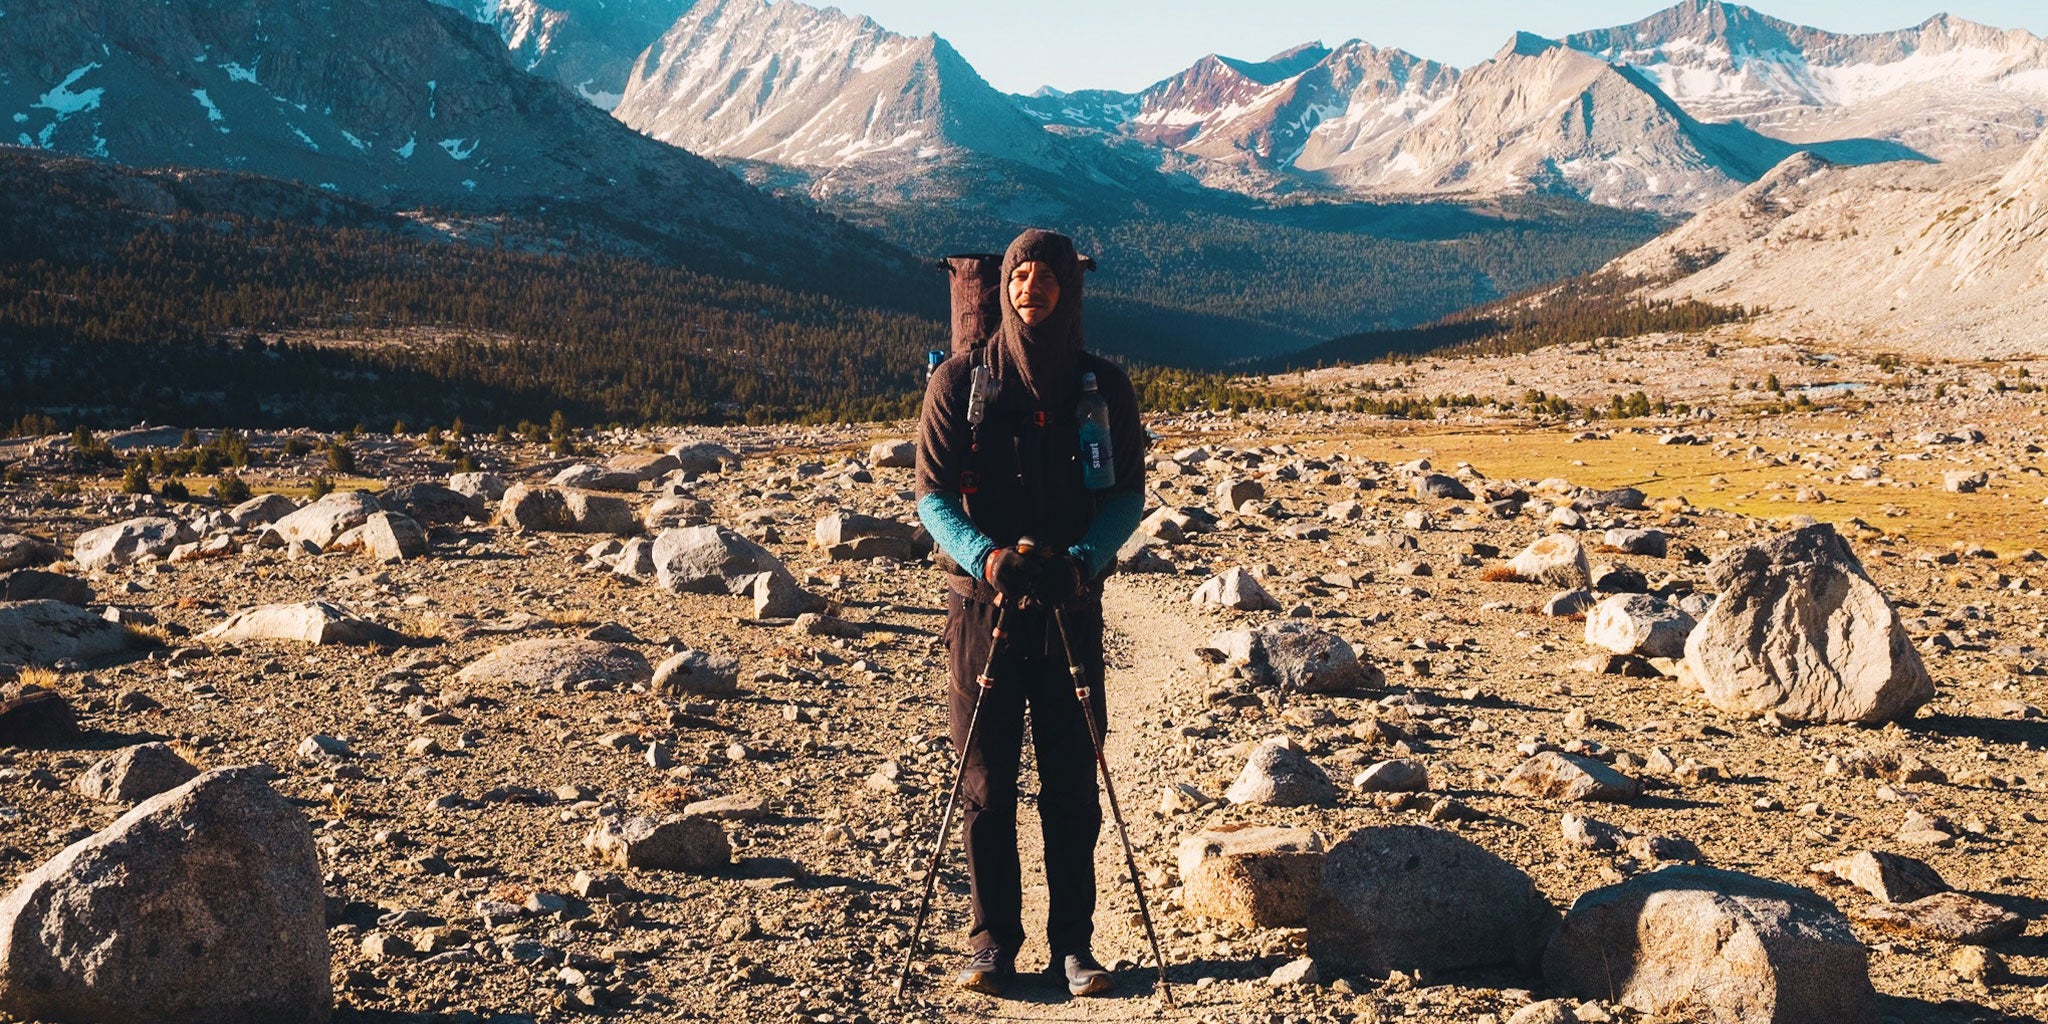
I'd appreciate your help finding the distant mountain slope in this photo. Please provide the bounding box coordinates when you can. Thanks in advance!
[1566,0,2048,159]
[615,0,1053,169]
[0,0,927,303]
[1609,137,2048,358]
[1324,33,1807,212]
[431,0,694,108]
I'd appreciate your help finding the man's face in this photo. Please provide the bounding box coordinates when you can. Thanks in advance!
[1008,261,1060,326]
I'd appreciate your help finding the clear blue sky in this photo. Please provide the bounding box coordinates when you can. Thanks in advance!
[828,0,2048,93]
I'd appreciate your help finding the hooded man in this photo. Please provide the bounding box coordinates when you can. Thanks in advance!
[914,229,1147,996]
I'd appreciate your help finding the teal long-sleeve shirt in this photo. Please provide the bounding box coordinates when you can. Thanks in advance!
[919,490,1143,581]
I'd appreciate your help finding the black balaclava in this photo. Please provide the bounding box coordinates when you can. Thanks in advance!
[993,228,1085,405]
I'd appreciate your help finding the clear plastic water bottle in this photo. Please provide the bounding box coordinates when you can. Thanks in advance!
[1077,372,1114,490]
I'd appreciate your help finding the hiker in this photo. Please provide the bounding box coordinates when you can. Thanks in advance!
[914,228,1146,996]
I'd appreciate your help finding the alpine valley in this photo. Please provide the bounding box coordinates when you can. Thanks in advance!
[2,0,2046,422]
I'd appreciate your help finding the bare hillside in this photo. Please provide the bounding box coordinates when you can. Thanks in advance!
[1612,137,2048,358]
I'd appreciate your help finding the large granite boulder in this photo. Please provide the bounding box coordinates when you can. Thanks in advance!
[1509,535,1592,589]
[651,526,791,596]
[1681,524,1933,724]
[0,600,136,666]
[1204,622,1382,693]
[1179,825,1326,928]
[0,570,93,606]
[269,491,381,551]
[74,517,196,571]
[377,482,484,525]
[0,534,59,571]
[203,602,402,646]
[495,486,637,536]
[0,767,331,1024]
[1584,593,1695,659]
[74,743,201,804]
[1543,866,1878,1024]
[456,639,651,691]
[1308,825,1554,976]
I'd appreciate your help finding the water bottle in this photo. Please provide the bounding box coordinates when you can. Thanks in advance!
[926,349,944,379]
[1077,372,1114,490]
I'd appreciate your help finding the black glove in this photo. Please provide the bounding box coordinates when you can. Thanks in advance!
[984,546,1036,603]
[1033,553,1088,607]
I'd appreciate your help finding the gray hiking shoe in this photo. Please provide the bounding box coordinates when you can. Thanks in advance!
[955,947,1014,994]
[1058,951,1114,996]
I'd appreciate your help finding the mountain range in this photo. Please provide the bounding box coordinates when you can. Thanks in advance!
[557,0,2048,213]
[3,0,2043,386]
[0,0,928,304]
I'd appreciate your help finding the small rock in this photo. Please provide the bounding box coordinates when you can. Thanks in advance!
[1504,752,1640,803]
[74,743,199,804]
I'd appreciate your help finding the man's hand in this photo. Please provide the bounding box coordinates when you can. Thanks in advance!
[1033,554,1087,608]
[984,546,1036,603]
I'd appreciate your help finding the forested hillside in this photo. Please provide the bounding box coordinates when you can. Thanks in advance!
[0,154,941,430]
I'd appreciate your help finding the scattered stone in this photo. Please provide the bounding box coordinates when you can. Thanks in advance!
[1559,813,1625,852]
[653,649,740,697]
[1192,568,1281,612]
[1308,825,1553,976]
[0,600,138,666]
[1178,824,1326,928]
[1504,752,1640,803]
[0,689,76,747]
[448,472,508,503]
[752,570,826,619]
[1680,524,1933,724]
[1952,946,2008,986]
[456,639,651,691]
[0,534,60,571]
[1849,891,2024,945]
[0,768,330,1024]
[1268,957,1318,986]
[377,482,484,524]
[1351,759,1428,793]
[1415,474,1475,501]
[1583,594,1695,660]
[1509,535,1592,589]
[204,601,403,646]
[682,795,770,821]
[1603,528,1668,557]
[496,486,638,535]
[74,743,200,804]
[73,517,197,571]
[0,570,93,606]
[1506,1000,1575,1024]
[1543,590,1596,617]
[1807,850,1950,903]
[551,464,642,492]
[652,526,790,596]
[1224,737,1338,807]
[297,734,353,760]
[813,512,925,561]
[1203,622,1382,693]
[583,814,730,872]
[1543,866,1877,1024]
[870,440,916,468]
[360,511,428,563]
[665,441,741,476]
[270,490,381,550]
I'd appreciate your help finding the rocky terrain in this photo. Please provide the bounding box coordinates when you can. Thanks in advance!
[0,332,2045,1024]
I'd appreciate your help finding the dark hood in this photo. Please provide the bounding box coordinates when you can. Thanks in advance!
[992,228,1086,405]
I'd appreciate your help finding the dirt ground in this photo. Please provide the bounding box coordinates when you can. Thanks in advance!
[1,330,2045,1024]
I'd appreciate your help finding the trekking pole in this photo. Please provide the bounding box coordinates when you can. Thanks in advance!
[1050,604,1175,1009]
[893,542,1031,1003]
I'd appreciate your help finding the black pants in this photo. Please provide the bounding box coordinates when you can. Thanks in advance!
[945,587,1107,957]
